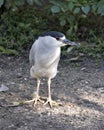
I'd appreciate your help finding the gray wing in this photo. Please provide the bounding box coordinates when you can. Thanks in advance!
[29,42,36,66]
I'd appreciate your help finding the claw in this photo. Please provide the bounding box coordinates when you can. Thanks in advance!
[24,96,44,107]
[44,98,58,108]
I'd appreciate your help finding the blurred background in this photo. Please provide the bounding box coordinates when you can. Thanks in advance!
[0,0,104,58]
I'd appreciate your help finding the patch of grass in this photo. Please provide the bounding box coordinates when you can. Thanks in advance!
[77,29,104,58]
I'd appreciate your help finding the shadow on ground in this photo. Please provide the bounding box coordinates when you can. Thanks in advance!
[0,54,104,130]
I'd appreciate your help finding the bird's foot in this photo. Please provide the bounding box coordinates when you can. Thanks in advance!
[44,97,58,108]
[24,96,44,107]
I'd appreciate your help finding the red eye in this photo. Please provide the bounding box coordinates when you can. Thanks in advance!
[56,37,60,40]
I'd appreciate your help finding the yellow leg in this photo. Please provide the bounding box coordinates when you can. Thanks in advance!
[24,78,44,106]
[44,78,57,107]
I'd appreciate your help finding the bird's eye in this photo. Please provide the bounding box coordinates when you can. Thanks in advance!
[56,37,60,40]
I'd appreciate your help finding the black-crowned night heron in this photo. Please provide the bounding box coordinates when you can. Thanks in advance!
[26,31,79,107]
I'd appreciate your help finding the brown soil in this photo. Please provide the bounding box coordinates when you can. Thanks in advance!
[0,54,104,130]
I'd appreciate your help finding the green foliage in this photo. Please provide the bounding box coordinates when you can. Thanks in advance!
[0,0,104,58]
[49,0,104,37]
[0,8,47,55]
[0,0,42,9]
[48,0,104,58]
[0,46,18,55]
[51,6,60,13]
[27,0,42,6]
[81,5,90,14]
[79,41,104,58]
[77,30,104,58]
[0,0,4,7]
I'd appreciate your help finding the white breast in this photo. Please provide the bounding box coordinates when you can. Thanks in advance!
[30,36,61,79]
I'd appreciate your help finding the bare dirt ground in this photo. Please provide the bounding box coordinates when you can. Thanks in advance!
[0,53,104,130]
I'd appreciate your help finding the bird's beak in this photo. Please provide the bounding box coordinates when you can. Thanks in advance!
[62,39,80,46]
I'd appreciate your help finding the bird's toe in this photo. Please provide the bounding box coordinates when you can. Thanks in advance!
[44,98,58,108]
[24,96,45,107]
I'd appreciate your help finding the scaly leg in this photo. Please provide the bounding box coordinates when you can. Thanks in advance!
[24,78,44,106]
[44,78,57,107]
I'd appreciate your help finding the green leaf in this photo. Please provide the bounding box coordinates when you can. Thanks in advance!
[81,14,87,18]
[67,28,73,36]
[33,0,42,6]
[97,6,104,16]
[51,6,60,13]
[67,15,75,24]
[101,12,104,16]
[5,0,12,9]
[0,46,18,55]
[27,0,42,6]
[97,1,104,16]
[92,4,97,12]
[15,0,25,6]
[60,7,66,13]
[74,23,78,31]
[50,0,61,6]
[97,0,104,8]
[68,2,74,11]
[82,5,90,14]
[60,19,66,26]
[73,7,80,14]
[12,6,18,11]
[27,0,33,5]
[11,101,24,106]
[0,0,4,7]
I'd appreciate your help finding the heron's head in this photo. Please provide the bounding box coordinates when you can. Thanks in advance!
[41,31,80,47]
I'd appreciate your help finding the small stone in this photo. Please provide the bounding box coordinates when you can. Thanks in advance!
[11,82,15,85]
[81,67,86,71]
[24,78,27,81]
[0,84,9,92]
[17,73,22,78]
